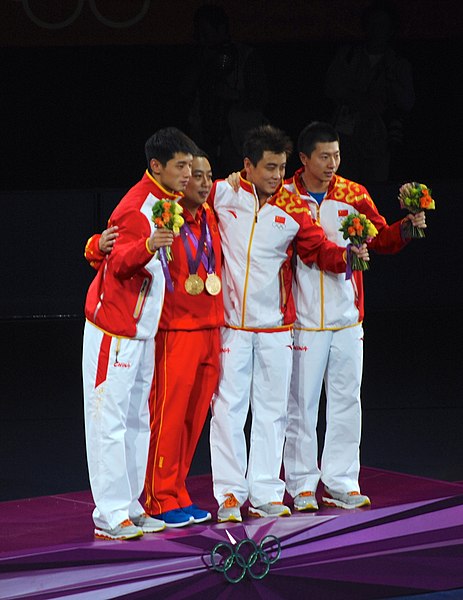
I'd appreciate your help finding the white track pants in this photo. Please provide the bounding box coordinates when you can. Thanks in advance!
[210,327,293,507]
[82,321,154,529]
[284,325,364,495]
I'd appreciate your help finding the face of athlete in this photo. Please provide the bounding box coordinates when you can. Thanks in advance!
[150,152,193,193]
[244,151,287,202]
[299,141,340,191]
[182,156,213,213]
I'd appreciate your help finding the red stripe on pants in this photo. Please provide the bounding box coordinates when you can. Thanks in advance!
[95,333,112,388]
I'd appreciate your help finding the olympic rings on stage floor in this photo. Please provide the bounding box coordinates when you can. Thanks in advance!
[210,535,281,583]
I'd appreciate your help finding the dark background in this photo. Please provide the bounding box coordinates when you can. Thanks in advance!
[1,0,462,502]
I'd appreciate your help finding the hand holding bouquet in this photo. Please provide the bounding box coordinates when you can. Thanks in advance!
[151,199,184,260]
[398,182,435,238]
[339,213,378,273]
[151,198,184,292]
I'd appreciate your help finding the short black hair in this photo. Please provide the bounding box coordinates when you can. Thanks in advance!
[297,121,340,157]
[194,148,210,161]
[145,127,199,168]
[243,124,293,166]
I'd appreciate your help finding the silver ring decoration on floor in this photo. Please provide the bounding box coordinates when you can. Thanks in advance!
[210,535,281,583]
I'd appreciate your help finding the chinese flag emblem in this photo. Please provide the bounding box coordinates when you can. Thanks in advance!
[275,215,286,224]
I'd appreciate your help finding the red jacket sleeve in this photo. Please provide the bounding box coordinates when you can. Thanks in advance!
[296,211,347,273]
[106,209,155,280]
[84,234,105,270]
[356,189,409,255]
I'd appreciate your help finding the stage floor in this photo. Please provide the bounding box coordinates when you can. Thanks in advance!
[2,467,463,600]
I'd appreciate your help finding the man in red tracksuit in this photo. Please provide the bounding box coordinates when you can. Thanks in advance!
[87,153,223,528]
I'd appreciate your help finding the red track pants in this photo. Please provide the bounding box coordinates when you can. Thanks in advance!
[144,328,220,514]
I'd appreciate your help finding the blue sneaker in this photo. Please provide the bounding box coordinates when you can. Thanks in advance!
[154,508,194,528]
[182,504,212,523]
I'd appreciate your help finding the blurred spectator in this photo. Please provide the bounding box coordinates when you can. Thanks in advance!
[181,4,269,177]
[325,0,415,182]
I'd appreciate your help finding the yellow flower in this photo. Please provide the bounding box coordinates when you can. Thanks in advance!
[367,221,378,237]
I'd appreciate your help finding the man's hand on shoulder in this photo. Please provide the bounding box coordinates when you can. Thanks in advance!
[226,171,241,192]
[99,226,119,254]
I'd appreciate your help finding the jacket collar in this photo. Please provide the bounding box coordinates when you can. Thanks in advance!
[144,169,184,201]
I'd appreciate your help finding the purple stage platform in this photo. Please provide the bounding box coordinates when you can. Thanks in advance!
[2,467,463,600]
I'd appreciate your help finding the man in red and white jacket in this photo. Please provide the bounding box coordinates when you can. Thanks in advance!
[207,124,369,522]
[283,121,426,511]
[82,127,197,540]
[87,153,224,530]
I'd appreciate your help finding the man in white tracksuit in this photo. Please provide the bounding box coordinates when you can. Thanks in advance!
[283,121,427,510]
[207,124,369,522]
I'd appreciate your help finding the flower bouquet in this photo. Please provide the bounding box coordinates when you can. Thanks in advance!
[339,213,378,273]
[152,198,184,292]
[398,182,435,238]
[151,198,184,261]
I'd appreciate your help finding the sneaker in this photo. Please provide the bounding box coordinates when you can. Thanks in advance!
[94,519,143,541]
[217,494,242,523]
[131,512,166,532]
[294,491,319,512]
[153,508,194,528]
[322,488,371,509]
[248,502,291,518]
[182,504,212,524]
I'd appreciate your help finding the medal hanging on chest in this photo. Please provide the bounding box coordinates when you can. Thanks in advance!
[202,212,221,296]
[205,273,221,295]
[181,214,207,295]
[181,211,221,296]
[185,273,204,295]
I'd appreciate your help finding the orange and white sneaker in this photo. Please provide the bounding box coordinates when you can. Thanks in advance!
[94,519,143,541]
[322,488,371,509]
[294,491,319,511]
[248,502,291,518]
[217,494,242,523]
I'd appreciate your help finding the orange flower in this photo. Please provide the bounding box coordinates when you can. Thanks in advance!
[154,217,164,227]
[163,202,171,209]
[348,226,356,236]
[420,191,433,209]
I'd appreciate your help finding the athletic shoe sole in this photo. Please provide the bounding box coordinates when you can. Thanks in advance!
[164,517,194,528]
[322,496,371,510]
[248,507,291,518]
[138,523,166,532]
[189,513,212,524]
[94,529,143,541]
[294,503,319,512]
[217,514,242,523]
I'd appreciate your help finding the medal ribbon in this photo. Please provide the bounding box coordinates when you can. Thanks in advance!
[345,244,353,280]
[158,247,174,292]
[180,211,214,275]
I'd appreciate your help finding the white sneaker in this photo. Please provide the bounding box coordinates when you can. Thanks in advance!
[94,519,143,541]
[322,488,371,509]
[294,491,319,511]
[248,502,291,518]
[131,512,166,532]
[217,494,242,523]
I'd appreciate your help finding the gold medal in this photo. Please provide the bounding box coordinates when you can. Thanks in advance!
[205,273,222,296]
[185,274,204,295]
